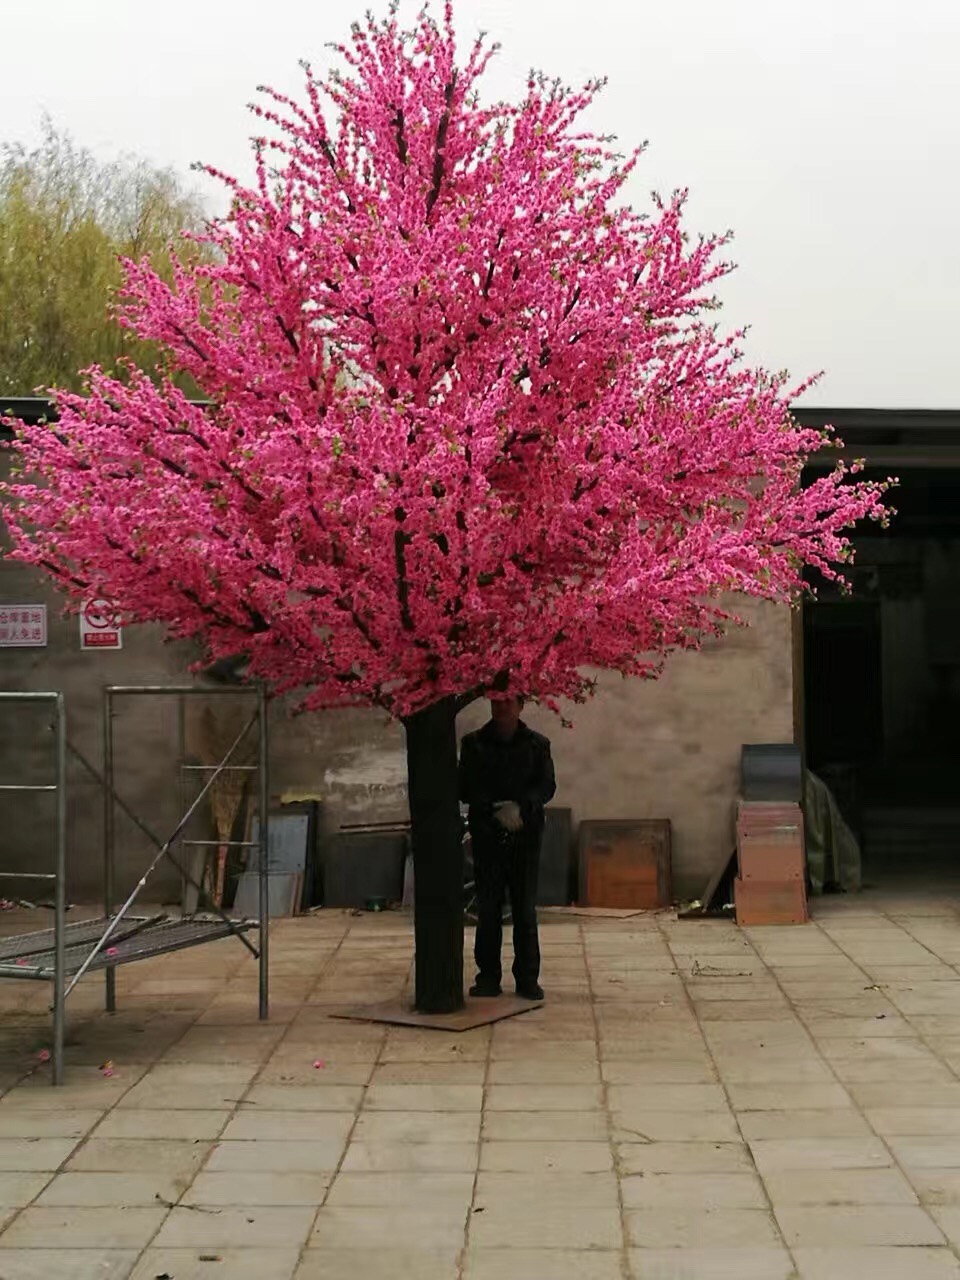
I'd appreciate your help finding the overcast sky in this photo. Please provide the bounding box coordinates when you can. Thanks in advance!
[2,0,958,408]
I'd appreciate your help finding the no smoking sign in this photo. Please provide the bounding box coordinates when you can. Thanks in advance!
[80,598,123,651]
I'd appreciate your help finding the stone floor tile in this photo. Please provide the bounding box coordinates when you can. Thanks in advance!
[0,1110,104,1140]
[260,1061,374,1086]
[0,1172,50,1207]
[890,1138,960,1169]
[480,1141,612,1172]
[601,1040,708,1064]
[310,1206,467,1250]
[609,1084,729,1112]
[628,1249,796,1279]
[776,1205,944,1247]
[353,1111,481,1144]
[370,1061,486,1085]
[362,1084,483,1112]
[819,1036,942,1063]
[463,1249,623,1280]
[612,1110,740,1143]
[0,1205,166,1248]
[622,1172,766,1209]
[703,1020,811,1046]
[695,1000,794,1022]
[805,1016,914,1039]
[0,1140,78,1172]
[713,1057,835,1084]
[184,1171,331,1206]
[482,1111,607,1141]
[93,1109,230,1140]
[475,1169,618,1203]
[219,1110,354,1143]
[912,1018,960,1038]
[161,1025,285,1062]
[469,1199,622,1250]
[626,1206,781,1248]
[618,1142,753,1175]
[341,1141,478,1172]
[763,1168,919,1205]
[749,1137,892,1173]
[36,1170,183,1207]
[726,1083,853,1111]
[118,1064,258,1110]
[849,1082,960,1108]
[67,1138,212,1177]
[0,1250,138,1280]
[0,1080,138,1111]
[739,1109,871,1140]
[296,1252,459,1280]
[930,1206,960,1246]
[154,1205,315,1249]
[486,1059,600,1084]
[911,1171,960,1205]
[869,1108,960,1136]
[206,1140,347,1173]
[600,1060,715,1084]
[325,1172,474,1208]
[379,1038,490,1062]
[831,1057,954,1083]
[485,1085,603,1111]
[792,1247,960,1279]
[133,1249,300,1280]
[240,1085,364,1111]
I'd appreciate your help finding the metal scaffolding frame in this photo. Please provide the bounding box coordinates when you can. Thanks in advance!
[0,684,270,1085]
[0,692,67,1082]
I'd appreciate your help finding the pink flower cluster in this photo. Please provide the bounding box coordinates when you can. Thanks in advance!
[1,4,888,718]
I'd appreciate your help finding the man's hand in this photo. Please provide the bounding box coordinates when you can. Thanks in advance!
[494,801,523,833]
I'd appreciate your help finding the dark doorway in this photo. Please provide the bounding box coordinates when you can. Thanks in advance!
[801,455,960,887]
[804,601,883,773]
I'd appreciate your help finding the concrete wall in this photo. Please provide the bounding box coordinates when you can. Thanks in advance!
[458,600,794,900]
[2,452,794,902]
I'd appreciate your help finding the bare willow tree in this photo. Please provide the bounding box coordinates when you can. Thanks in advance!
[0,119,210,396]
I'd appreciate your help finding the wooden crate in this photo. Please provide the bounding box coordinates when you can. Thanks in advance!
[737,800,805,882]
[578,819,671,909]
[738,831,805,882]
[734,876,809,926]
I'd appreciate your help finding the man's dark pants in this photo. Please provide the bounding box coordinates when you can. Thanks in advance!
[473,828,541,990]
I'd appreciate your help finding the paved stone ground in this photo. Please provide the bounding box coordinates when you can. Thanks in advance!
[1,895,960,1277]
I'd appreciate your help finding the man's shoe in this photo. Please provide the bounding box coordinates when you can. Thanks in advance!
[469,981,502,998]
[516,984,545,1002]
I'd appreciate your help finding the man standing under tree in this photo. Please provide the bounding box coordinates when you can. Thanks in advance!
[459,698,556,1002]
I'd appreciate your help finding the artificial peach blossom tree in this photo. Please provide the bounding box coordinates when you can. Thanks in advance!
[3,3,886,1011]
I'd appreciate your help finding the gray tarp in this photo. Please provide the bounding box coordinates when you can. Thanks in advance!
[805,769,862,894]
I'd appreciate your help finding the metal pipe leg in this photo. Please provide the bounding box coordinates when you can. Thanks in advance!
[53,694,67,1086]
[103,688,117,1014]
[258,685,269,1021]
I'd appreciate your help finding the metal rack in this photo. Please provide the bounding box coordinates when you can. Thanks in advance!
[0,685,270,1085]
[0,692,67,1082]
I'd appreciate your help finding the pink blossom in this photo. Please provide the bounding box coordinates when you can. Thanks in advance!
[0,5,888,720]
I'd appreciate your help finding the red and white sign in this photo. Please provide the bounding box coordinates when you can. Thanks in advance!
[80,598,123,651]
[0,604,47,648]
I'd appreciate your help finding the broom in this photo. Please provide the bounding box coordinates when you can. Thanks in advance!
[194,704,257,908]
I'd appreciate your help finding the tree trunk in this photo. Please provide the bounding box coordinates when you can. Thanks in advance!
[403,696,465,1013]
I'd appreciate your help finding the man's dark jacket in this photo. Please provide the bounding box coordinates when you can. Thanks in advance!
[458,720,556,841]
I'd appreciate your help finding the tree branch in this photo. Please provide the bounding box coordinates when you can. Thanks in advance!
[425,75,457,220]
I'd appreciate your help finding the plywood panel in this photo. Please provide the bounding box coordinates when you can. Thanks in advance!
[578,819,671,909]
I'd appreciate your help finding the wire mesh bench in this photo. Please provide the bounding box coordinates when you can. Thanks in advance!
[0,914,259,980]
[0,686,270,1084]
